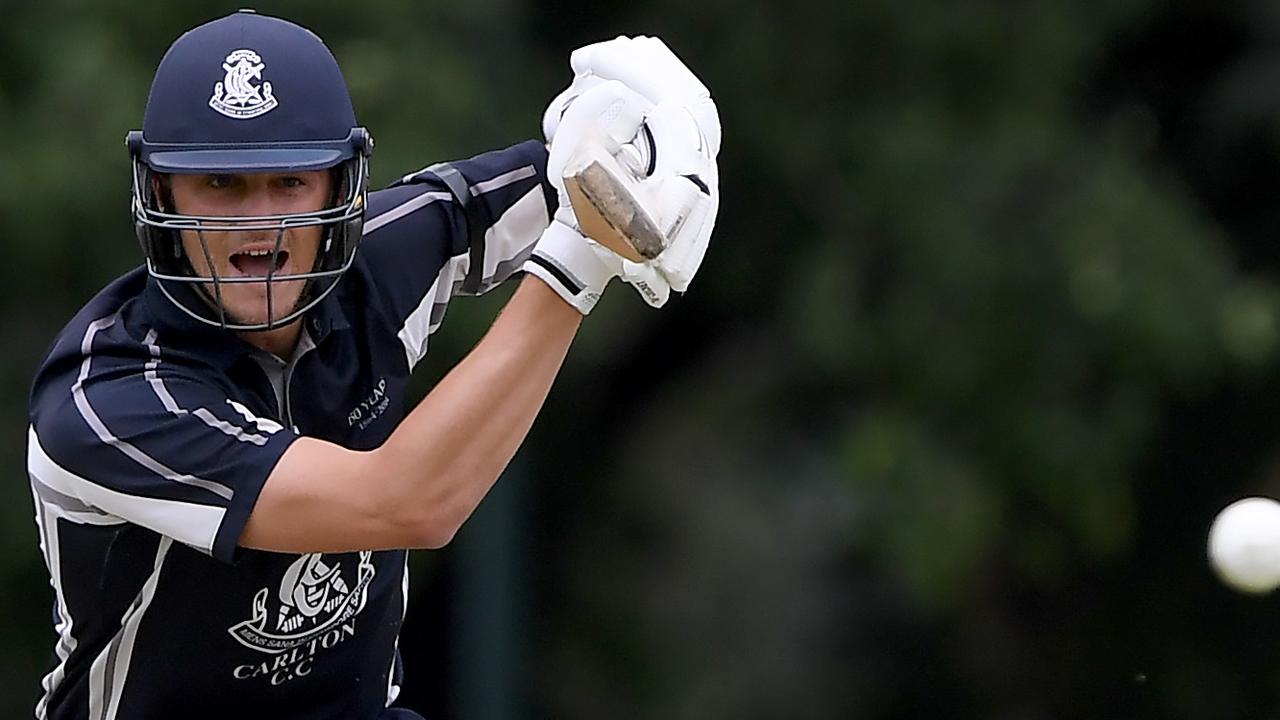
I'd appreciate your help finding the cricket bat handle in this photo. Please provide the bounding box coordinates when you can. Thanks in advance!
[562,127,668,263]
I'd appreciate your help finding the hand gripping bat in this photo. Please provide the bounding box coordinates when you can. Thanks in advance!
[561,124,671,263]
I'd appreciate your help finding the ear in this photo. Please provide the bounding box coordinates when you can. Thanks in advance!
[151,174,174,213]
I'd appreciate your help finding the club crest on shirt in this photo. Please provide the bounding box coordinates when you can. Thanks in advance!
[209,48,279,119]
[229,551,374,654]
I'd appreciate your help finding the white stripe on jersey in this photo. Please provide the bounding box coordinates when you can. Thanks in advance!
[141,329,271,446]
[472,186,544,290]
[365,191,451,235]
[29,427,224,555]
[88,535,172,720]
[396,255,466,371]
[385,553,411,707]
[32,486,80,720]
[468,165,538,196]
[394,185,548,371]
[30,468,124,526]
[73,314,235,501]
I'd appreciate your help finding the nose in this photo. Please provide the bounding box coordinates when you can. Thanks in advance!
[234,181,279,218]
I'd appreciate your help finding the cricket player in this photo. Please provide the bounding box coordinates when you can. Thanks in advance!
[25,10,719,719]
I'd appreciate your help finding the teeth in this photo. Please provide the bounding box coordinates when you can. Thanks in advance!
[241,249,276,257]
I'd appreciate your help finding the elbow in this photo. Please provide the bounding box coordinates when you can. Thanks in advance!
[382,499,460,550]
[416,519,458,550]
[395,497,463,550]
[378,501,458,550]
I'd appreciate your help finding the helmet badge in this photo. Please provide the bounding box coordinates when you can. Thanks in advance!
[209,49,278,119]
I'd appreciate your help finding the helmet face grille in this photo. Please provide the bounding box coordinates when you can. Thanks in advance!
[130,149,370,332]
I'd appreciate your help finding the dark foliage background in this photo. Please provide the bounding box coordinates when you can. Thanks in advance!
[4,2,1280,718]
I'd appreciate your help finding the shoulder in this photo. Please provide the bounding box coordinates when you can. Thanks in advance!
[31,267,151,421]
[29,266,224,471]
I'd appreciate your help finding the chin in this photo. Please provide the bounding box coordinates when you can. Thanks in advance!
[221,286,308,329]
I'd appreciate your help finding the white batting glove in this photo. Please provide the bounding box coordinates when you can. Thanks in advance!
[542,36,721,299]
[524,81,671,313]
[535,36,721,304]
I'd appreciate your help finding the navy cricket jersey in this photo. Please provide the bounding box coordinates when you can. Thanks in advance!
[26,140,555,720]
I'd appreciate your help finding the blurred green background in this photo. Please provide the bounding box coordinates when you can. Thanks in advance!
[5,1,1280,718]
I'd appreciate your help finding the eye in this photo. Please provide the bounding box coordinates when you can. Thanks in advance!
[207,174,236,190]
[278,176,306,189]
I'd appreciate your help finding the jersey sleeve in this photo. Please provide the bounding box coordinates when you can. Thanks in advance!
[28,357,299,565]
[356,139,557,370]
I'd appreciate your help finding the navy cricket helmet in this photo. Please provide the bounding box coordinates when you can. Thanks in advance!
[128,9,373,331]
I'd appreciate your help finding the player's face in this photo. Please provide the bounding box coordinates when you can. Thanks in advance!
[167,171,333,327]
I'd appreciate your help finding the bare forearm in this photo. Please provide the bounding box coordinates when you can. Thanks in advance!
[375,275,581,545]
[241,276,580,554]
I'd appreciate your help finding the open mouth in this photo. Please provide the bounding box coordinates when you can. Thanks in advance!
[229,248,290,277]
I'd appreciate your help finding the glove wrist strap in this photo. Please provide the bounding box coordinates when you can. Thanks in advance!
[522,221,615,314]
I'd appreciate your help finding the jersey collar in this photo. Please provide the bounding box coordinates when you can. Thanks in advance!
[141,277,349,370]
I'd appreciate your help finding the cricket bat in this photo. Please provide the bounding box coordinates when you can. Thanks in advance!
[562,129,668,263]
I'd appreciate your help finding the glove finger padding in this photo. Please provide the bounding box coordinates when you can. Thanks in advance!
[651,177,716,293]
[545,80,653,207]
[680,96,722,159]
[541,73,605,144]
[643,101,719,293]
[571,36,709,104]
[570,36,721,157]
[586,236,672,308]
[646,102,714,179]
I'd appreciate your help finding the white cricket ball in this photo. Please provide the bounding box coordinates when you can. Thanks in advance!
[1208,496,1280,594]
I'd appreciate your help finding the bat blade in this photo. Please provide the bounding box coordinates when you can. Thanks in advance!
[563,140,667,262]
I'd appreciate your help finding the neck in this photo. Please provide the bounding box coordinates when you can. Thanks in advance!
[240,320,303,360]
